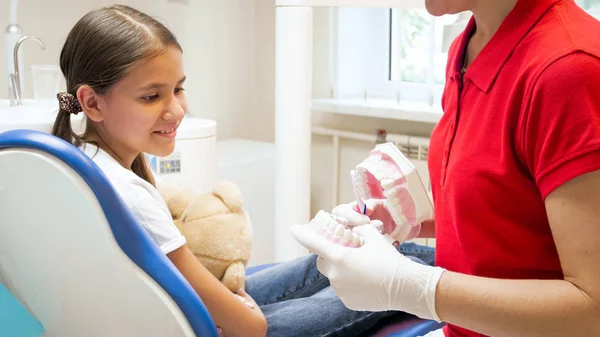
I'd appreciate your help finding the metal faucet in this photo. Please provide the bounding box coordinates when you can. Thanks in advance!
[8,35,46,107]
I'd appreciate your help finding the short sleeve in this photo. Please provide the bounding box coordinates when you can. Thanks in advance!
[521,52,600,199]
[123,181,186,254]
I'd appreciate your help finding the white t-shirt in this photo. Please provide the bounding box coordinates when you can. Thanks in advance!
[81,144,186,254]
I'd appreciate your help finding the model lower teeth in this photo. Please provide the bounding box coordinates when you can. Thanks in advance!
[307,211,364,248]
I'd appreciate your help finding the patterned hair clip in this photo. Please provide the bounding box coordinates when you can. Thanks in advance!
[57,92,82,115]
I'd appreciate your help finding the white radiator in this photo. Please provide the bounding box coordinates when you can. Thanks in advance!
[396,139,430,193]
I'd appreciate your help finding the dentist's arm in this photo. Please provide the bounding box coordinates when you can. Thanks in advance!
[294,170,600,337]
[434,169,600,337]
[417,219,435,238]
[168,245,267,337]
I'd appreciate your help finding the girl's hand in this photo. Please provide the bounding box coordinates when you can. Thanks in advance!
[218,290,264,337]
[234,289,256,309]
[235,289,265,321]
[167,245,267,337]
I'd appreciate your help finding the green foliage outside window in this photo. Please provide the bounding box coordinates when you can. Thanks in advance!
[397,9,429,83]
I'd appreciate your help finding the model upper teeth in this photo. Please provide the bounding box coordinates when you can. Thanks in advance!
[352,146,421,240]
[381,178,396,190]
[374,171,386,181]
[159,128,174,134]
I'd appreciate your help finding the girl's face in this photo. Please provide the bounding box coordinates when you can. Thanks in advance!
[425,0,472,16]
[91,45,187,164]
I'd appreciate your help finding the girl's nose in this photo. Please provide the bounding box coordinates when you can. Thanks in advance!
[164,98,186,120]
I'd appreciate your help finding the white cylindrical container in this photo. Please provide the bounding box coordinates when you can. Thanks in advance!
[147,117,217,195]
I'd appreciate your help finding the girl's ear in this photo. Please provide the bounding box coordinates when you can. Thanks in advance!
[77,85,104,122]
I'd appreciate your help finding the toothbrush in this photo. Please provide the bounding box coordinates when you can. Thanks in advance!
[350,170,367,215]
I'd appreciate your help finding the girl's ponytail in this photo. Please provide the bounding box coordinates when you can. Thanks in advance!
[132,154,156,187]
[52,92,84,147]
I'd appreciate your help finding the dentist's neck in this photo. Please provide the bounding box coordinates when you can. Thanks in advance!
[470,0,519,44]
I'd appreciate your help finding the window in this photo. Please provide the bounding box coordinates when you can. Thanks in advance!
[332,7,459,107]
[578,0,600,18]
[388,9,459,105]
[331,3,599,107]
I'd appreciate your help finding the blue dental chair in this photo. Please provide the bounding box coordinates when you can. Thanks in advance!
[0,130,443,337]
[0,130,219,337]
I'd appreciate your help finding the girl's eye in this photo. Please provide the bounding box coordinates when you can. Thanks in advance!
[142,94,159,102]
[174,87,185,94]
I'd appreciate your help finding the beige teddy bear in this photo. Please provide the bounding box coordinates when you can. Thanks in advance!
[158,181,253,292]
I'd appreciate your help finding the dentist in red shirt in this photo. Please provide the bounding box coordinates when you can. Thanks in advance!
[293,0,600,336]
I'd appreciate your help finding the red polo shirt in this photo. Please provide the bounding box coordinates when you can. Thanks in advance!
[428,1,600,336]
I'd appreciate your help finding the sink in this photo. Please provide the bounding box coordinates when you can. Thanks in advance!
[0,99,85,134]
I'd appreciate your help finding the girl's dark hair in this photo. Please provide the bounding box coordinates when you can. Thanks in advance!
[52,5,182,186]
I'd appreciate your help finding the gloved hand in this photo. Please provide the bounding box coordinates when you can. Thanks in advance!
[332,199,421,240]
[331,201,371,226]
[290,223,445,321]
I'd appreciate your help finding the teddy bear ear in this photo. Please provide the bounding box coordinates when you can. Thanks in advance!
[212,180,244,212]
[158,183,189,200]
[157,182,184,195]
[157,182,197,218]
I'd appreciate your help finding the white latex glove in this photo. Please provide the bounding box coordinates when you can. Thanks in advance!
[290,223,445,321]
[331,202,371,226]
[332,199,421,240]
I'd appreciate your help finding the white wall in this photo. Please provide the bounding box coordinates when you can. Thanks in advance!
[1,0,110,99]
[0,0,267,141]
[249,0,276,143]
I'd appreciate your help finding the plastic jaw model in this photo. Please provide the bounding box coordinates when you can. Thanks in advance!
[305,210,368,248]
[351,142,433,242]
[302,142,433,248]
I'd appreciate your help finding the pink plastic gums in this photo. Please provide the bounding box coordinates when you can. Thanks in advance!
[352,142,433,243]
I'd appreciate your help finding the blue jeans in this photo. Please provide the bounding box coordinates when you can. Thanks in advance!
[245,242,435,337]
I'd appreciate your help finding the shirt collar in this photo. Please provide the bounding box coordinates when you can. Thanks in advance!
[450,0,564,92]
